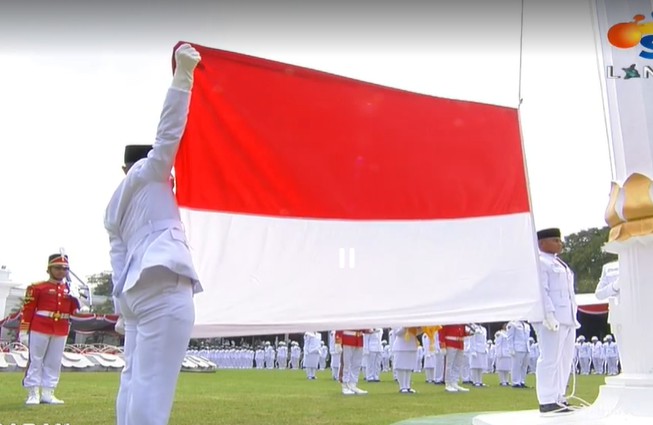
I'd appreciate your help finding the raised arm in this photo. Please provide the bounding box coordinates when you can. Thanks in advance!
[135,43,201,183]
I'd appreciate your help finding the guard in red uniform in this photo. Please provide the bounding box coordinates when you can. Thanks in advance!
[439,324,473,393]
[19,253,80,405]
[335,330,372,395]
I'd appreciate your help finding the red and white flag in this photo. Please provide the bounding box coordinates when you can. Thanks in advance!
[174,42,543,337]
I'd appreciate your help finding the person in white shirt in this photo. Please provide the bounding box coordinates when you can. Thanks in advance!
[532,228,579,415]
[468,324,489,387]
[276,342,288,369]
[494,328,511,386]
[381,340,391,372]
[255,347,265,369]
[422,332,438,384]
[290,341,301,369]
[528,337,539,374]
[576,336,592,375]
[364,328,383,382]
[392,327,422,393]
[328,330,341,380]
[595,260,622,371]
[603,335,620,376]
[263,342,274,369]
[319,341,329,371]
[433,331,446,384]
[506,320,531,388]
[105,44,203,425]
[303,332,322,379]
[389,329,398,381]
[590,336,605,374]
[487,340,496,374]
[415,344,425,373]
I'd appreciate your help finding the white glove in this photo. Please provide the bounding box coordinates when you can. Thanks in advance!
[115,316,125,335]
[334,343,342,354]
[68,282,81,301]
[171,43,201,91]
[471,351,477,358]
[19,331,29,346]
[543,312,560,332]
[612,279,620,293]
[441,347,447,355]
[510,350,516,356]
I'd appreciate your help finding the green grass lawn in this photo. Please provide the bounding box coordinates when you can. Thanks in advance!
[0,370,604,425]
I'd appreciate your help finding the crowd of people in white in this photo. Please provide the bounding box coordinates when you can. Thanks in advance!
[186,323,620,386]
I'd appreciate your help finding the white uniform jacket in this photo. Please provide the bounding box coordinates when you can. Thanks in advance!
[537,252,579,327]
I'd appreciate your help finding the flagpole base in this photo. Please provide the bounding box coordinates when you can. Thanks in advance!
[472,374,653,425]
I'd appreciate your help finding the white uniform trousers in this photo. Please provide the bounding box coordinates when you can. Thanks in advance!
[592,356,604,374]
[330,352,341,379]
[444,348,465,386]
[434,353,445,382]
[528,356,538,373]
[23,331,67,389]
[510,351,529,385]
[606,357,619,375]
[533,324,575,405]
[277,355,287,369]
[366,351,381,380]
[579,357,591,375]
[461,352,471,381]
[382,355,391,372]
[116,267,195,425]
[470,352,488,385]
[340,346,363,385]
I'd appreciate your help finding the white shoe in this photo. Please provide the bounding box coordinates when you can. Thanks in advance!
[342,384,355,395]
[25,387,40,405]
[454,383,470,392]
[349,384,368,395]
[40,388,64,404]
[445,385,459,392]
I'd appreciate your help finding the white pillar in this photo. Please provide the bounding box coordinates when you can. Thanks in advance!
[0,268,14,320]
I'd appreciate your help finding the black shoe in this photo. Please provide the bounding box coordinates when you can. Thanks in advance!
[433,380,445,385]
[539,403,572,415]
[519,383,530,388]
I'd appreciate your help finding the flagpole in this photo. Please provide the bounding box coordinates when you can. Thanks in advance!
[513,0,546,326]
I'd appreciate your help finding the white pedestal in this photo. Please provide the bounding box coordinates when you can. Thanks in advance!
[473,374,653,425]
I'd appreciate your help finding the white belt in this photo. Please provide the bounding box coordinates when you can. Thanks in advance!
[36,310,70,320]
[445,336,465,341]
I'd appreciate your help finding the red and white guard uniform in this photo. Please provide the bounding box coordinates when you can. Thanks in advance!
[439,324,472,392]
[20,256,79,400]
[335,330,371,394]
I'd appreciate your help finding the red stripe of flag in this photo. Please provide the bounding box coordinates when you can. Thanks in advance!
[174,42,529,220]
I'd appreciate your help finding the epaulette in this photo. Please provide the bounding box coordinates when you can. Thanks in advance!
[23,283,38,303]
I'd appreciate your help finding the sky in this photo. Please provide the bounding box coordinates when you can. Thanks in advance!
[0,0,614,285]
